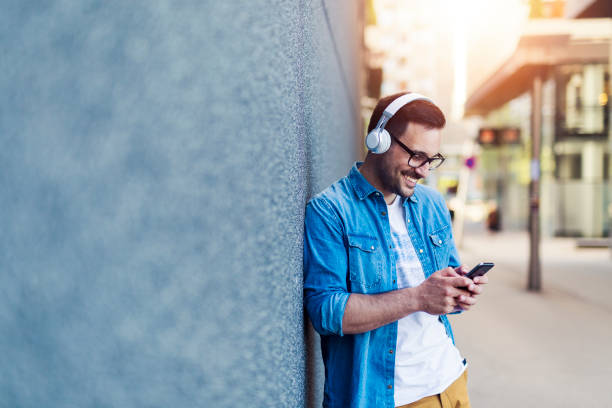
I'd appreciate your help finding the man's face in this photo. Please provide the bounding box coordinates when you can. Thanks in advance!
[376,122,442,198]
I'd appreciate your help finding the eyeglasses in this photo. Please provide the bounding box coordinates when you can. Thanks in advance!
[391,135,445,170]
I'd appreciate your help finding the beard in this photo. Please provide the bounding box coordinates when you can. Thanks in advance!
[377,159,420,198]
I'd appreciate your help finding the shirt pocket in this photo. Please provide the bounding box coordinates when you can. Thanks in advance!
[347,233,382,292]
[428,224,452,270]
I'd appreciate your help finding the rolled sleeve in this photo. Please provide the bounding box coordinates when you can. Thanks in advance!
[303,197,350,337]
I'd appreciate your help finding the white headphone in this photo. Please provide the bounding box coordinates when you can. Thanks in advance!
[365,92,433,154]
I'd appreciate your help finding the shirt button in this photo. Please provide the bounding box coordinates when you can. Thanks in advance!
[438,240,442,244]
[381,211,387,216]
[419,249,423,253]
[407,219,410,223]
[393,279,396,284]
[370,245,375,250]
[389,349,394,354]
[387,385,392,389]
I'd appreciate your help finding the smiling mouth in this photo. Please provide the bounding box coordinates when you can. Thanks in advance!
[402,173,418,187]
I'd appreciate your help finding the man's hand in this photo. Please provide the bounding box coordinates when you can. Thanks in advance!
[414,267,476,315]
[453,264,489,311]
[342,265,489,334]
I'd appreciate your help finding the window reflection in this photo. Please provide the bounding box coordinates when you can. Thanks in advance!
[556,64,609,138]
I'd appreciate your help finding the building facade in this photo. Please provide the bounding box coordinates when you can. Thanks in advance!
[466,15,612,238]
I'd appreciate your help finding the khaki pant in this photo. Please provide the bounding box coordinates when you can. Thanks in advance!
[396,370,470,408]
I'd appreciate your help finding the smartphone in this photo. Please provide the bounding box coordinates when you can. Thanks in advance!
[465,262,494,280]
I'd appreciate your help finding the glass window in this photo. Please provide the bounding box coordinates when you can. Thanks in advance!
[555,64,609,138]
[555,153,582,180]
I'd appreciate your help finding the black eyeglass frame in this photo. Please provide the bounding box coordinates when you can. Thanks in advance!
[390,135,446,170]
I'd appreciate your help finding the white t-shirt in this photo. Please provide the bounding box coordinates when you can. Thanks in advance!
[387,195,466,406]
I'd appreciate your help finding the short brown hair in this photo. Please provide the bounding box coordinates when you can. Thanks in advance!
[367,92,446,138]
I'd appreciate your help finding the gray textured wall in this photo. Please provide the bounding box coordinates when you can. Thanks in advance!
[0,1,360,407]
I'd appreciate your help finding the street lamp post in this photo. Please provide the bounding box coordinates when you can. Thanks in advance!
[528,75,542,291]
[609,28,612,258]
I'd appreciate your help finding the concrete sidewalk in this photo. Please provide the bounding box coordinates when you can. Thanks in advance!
[451,226,612,407]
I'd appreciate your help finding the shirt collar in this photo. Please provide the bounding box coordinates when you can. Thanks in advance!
[348,162,378,200]
[407,188,419,203]
[348,162,420,203]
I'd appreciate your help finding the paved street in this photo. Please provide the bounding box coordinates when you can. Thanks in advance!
[451,224,612,407]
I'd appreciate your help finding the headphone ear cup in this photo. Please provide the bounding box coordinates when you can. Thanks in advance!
[376,129,391,153]
[366,129,391,154]
[365,129,380,152]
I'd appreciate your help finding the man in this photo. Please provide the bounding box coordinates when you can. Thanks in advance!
[303,92,488,408]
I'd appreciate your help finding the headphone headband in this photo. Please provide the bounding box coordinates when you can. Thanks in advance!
[384,92,433,117]
[366,92,436,154]
[372,92,434,133]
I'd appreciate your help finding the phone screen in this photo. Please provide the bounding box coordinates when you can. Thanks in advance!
[465,262,494,279]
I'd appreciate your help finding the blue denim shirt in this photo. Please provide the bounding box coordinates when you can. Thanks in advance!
[303,162,461,408]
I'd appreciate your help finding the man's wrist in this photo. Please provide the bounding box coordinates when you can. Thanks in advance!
[400,286,421,315]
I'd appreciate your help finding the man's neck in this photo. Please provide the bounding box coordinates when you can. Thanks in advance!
[358,160,397,205]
